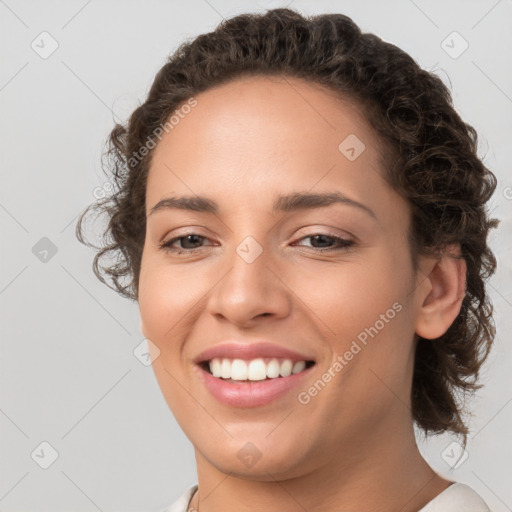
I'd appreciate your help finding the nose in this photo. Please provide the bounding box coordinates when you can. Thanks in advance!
[205,240,291,328]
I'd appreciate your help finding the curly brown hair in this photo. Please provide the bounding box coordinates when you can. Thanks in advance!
[76,8,499,445]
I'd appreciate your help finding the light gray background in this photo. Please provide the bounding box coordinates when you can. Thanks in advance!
[1,0,511,511]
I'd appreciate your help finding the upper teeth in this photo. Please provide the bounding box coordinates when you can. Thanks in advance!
[208,358,307,381]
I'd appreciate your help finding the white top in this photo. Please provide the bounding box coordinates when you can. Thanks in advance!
[160,482,491,512]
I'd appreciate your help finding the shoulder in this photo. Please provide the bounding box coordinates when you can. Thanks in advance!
[158,484,198,512]
[419,482,491,512]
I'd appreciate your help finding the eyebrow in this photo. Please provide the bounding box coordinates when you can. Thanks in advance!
[148,191,376,220]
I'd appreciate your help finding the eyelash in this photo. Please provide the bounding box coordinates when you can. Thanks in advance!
[158,233,355,254]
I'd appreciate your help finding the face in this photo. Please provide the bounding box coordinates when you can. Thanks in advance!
[138,75,423,480]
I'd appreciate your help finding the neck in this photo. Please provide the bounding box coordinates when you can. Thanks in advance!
[189,416,452,512]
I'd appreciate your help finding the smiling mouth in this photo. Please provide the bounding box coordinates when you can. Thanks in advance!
[199,358,316,382]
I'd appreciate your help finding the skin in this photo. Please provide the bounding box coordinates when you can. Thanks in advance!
[138,75,466,512]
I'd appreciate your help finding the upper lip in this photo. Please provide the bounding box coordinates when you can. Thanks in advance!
[194,341,316,363]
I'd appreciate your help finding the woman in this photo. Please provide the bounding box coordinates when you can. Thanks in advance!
[76,8,498,512]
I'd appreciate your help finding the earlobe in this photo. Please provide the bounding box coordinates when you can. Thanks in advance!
[415,244,467,340]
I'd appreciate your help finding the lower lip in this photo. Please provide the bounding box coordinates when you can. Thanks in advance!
[198,364,315,408]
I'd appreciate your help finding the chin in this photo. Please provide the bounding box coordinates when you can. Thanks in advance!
[197,438,317,481]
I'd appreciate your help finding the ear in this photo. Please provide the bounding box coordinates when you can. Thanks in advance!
[414,244,466,340]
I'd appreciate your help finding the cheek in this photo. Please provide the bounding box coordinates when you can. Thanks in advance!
[307,248,415,384]
[138,258,205,343]
[306,257,409,337]
[138,261,202,415]
[138,267,171,345]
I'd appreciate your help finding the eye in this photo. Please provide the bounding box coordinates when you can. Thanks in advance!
[159,234,212,254]
[159,232,354,255]
[292,234,355,252]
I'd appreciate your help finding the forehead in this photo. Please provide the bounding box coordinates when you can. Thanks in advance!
[151,74,378,162]
[146,75,399,222]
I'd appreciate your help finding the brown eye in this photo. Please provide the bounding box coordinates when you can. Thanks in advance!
[159,234,210,253]
[294,234,354,252]
[159,233,354,255]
